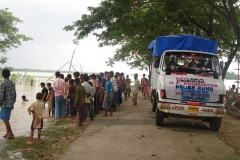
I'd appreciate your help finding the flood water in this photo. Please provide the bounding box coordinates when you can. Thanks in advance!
[0,84,50,140]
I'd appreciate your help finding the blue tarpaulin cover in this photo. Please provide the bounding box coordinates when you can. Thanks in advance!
[148,34,218,56]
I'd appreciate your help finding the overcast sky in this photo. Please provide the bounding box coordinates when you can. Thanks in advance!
[1,0,237,74]
[1,0,148,75]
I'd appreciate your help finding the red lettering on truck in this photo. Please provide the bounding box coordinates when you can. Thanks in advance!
[172,105,184,110]
[202,108,214,113]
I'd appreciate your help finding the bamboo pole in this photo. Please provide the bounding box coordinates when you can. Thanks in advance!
[45,62,76,82]
[68,49,75,74]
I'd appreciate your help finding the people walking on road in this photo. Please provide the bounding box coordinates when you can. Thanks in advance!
[110,71,118,111]
[0,69,16,139]
[26,92,44,145]
[102,73,114,117]
[53,71,66,119]
[143,79,150,99]
[74,78,86,126]
[132,73,140,105]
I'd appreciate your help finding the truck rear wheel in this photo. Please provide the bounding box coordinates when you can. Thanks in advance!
[209,117,222,131]
[156,109,164,126]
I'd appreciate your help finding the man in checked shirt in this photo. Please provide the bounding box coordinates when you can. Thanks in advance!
[0,69,16,139]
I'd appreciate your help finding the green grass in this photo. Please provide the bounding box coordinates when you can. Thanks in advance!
[0,118,87,160]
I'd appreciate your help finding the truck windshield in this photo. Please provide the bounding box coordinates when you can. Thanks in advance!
[162,51,221,76]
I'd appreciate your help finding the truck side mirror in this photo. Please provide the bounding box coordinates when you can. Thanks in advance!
[220,61,224,69]
[154,56,160,68]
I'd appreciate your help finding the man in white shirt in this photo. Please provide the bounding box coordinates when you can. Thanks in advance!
[110,71,118,110]
[132,73,140,105]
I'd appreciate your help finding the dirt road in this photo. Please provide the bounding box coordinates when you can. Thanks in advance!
[59,94,240,160]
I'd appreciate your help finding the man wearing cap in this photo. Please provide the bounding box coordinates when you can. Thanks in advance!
[40,82,48,108]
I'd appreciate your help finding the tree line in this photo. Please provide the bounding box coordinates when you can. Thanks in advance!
[225,71,240,80]
[64,0,240,80]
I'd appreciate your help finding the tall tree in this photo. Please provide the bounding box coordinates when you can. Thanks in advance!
[0,8,32,64]
[64,0,240,79]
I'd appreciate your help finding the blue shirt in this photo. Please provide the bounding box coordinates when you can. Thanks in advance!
[0,78,16,107]
[105,81,112,94]
[101,77,106,88]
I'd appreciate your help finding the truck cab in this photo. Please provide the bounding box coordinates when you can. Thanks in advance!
[149,35,226,131]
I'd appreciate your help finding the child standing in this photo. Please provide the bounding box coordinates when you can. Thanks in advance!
[26,92,44,145]
[143,79,150,99]
[46,83,55,117]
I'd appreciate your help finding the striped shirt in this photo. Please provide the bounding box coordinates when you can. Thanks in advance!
[0,78,16,107]
[117,78,123,90]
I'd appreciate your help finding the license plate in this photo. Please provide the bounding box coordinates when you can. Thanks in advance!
[188,106,199,112]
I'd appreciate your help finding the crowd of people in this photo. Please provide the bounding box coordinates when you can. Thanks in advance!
[0,69,150,145]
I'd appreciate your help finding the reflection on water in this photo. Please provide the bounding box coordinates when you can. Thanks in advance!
[0,84,50,140]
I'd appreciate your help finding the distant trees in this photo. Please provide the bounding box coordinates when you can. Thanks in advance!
[225,71,239,80]
[0,8,32,64]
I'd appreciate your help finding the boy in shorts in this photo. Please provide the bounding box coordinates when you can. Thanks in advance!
[26,92,44,145]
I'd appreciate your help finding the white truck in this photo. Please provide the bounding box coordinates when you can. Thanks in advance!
[148,34,226,131]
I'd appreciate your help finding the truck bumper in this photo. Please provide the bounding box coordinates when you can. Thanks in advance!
[158,103,225,117]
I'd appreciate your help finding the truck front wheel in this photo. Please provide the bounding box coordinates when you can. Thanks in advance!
[209,117,222,131]
[156,109,164,126]
[152,96,157,112]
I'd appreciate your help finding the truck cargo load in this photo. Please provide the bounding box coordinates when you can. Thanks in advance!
[148,34,218,56]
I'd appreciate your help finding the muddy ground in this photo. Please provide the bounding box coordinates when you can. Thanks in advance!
[58,94,240,160]
[217,114,240,151]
